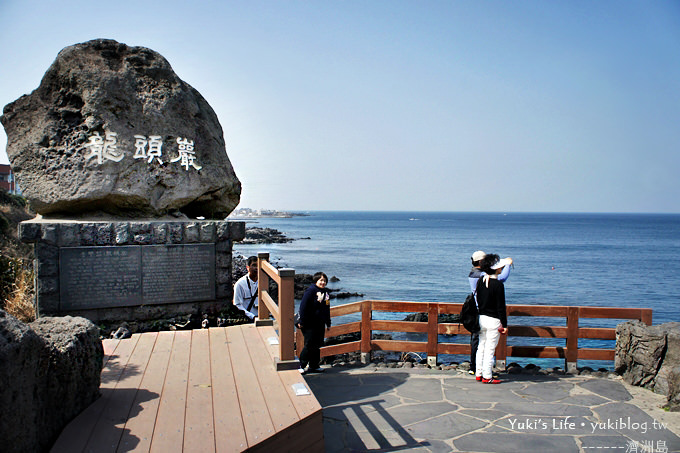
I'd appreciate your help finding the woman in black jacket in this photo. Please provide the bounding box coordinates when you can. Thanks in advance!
[475,255,510,384]
[297,272,331,373]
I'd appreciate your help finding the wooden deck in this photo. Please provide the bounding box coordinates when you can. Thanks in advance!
[50,325,324,453]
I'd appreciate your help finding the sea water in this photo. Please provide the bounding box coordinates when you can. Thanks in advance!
[233,211,680,369]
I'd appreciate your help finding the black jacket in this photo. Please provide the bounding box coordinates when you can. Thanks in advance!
[298,284,331,328]
[475,277,507,327]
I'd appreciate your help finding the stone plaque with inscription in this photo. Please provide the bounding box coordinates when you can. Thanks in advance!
[142,244,215,304]
[60,244,215,310]
[60,246,142,309]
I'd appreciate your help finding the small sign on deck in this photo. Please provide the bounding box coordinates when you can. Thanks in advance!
[292,383,310,396]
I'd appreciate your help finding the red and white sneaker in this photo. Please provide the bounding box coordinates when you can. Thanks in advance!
[475,376,482,381]
[482,378,502,384]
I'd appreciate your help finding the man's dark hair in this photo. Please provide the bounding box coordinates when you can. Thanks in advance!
[313,272,328,282]
[480,253,500,275]
[247,256,258,266]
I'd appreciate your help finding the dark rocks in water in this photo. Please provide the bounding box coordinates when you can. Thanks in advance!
[330,276,340,282]
[1,39,240,219]
[292,273,362,300]
[232,255,364,301]
[332,291,364,299]
[403,312,461,324]
[321,332,393,365]
[240,227,293,244]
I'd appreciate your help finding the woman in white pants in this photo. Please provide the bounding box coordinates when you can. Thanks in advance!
[475,255,510,384]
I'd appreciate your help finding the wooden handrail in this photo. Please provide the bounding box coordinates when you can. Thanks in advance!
[318,300,653,370]
[251,257,654,371]
[256,253,297,370]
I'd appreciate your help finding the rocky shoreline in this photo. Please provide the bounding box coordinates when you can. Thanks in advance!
[239,227,297,244]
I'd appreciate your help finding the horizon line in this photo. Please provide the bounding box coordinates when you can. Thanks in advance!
[233,209,680,216]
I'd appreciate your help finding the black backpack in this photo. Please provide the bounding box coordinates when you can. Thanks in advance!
[461,292,480,333]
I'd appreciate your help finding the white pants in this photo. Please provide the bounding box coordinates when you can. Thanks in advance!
[475,315,501,379]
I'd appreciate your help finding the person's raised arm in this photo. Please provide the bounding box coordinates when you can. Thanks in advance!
[498,258,513,282]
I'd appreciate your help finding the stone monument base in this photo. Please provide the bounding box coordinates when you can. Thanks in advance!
[19,218,245,322]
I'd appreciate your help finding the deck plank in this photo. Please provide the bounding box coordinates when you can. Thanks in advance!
[103,339,120,367]
[51,334,141,453]
[52,325,324,453]
[250,411,324,453]
[84,332,158,452]
[241,324,299,432]
[228,325,276,447]
[149,330,192,453]
[184,329,215,452]
[119,330,175,453]
[257,326,322,419]
[209,327,247,453]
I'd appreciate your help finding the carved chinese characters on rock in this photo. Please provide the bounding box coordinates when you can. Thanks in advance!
[133,135,164,164]
[171,138,202,171]
[84,132,123,164]
[82,132,203,171]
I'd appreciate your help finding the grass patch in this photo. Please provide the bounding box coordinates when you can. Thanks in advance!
[1,187,36,322]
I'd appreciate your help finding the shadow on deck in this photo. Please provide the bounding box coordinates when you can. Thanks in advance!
[51,325,324,452]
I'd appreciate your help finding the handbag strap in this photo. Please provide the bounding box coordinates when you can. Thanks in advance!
[246,278,257,312]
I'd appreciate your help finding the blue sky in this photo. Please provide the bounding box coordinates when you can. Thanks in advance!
[1,1,679,213]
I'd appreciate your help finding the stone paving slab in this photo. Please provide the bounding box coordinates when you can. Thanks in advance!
[305,366,680,452]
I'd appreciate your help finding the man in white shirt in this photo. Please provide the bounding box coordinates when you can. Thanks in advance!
[233,256,259,321]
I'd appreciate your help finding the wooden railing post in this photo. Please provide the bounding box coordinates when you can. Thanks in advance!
[361,301,372,364]
[256,252,270,323]
[256,252,299,371]
[278,268,296,364]
[427,303,438,367]
[566,306,579,373]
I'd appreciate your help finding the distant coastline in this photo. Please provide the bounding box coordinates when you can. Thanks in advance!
[228,207,309,219]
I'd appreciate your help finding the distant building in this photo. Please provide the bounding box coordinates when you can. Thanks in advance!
[0,164,20,195]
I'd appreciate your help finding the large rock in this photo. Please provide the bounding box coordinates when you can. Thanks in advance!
[615,320,667,387]
[0,311,44,452]
[1,39,240,219]
[0,310,103,452]
[30,315,103,445]
[616,320,680,411]
[666,366,680,412]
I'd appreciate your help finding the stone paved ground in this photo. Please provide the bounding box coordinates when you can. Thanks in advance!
[305,367,680,453]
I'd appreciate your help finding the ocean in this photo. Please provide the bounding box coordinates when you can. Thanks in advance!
[233,211,680,369]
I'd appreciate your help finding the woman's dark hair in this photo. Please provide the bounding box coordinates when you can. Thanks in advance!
[480,253,500,275]
[313,272,328,282]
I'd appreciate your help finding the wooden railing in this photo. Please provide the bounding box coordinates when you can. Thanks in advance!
[256,252,298,370]
[254,253,653,371]
[310,300,652,371]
